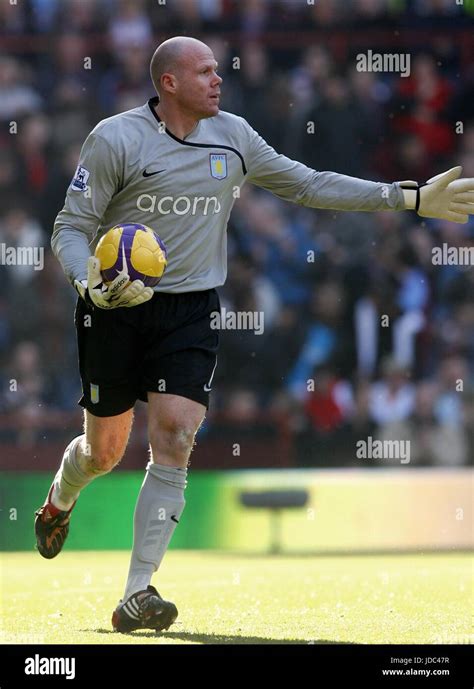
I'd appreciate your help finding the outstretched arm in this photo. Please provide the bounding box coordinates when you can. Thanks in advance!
[243,120,474,223]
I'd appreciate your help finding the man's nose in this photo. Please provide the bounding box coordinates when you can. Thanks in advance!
[213,72,223,86]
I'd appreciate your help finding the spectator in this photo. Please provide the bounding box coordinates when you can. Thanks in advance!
[0,57,42,121]
[369,356,415,421]
[298,74,376,176]
[108,0,153,57]
[0,4,471,467]
[287,282,349,400]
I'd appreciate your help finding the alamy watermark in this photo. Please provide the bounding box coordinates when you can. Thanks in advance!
[432,243,474,266]
[25,654,75,680]
[210,308,264,335]
[356,436,411,464]
[0,243,44,270]
[356,50,410,78]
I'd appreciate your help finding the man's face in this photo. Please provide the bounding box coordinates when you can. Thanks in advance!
[173,46,222,119]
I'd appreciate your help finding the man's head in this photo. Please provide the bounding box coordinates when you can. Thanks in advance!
[150,37,222,119]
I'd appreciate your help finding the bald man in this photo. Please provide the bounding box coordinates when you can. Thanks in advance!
[35,36,474,634]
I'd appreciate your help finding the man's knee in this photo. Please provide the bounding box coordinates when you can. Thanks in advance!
[81,439,126,474]
[83,408,134,474]
[150,418,199,460]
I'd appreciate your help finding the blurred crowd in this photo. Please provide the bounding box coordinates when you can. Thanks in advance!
[0,0,473,465]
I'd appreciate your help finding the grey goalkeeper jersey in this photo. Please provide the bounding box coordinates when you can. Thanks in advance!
[52,96,406,293]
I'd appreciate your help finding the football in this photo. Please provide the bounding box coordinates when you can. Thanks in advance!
[95,223,167,287]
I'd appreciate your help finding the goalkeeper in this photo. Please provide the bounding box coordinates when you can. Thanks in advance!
[34,36,474,634]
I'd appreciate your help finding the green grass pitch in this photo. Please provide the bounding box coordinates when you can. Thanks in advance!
[0,551,471,645]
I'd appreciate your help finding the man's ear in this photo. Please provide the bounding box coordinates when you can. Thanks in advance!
[161,73,177,95]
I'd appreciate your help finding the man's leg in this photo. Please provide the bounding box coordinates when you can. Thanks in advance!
[51,408,134,509]
[35,408,134,559]
[112,289,218,632]
[122,393,205,599]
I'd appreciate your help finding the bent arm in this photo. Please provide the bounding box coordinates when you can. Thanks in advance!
[51,226,91,285]
[51,129,121,286]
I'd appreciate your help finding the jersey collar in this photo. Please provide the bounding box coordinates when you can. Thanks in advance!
[147,96,201,142]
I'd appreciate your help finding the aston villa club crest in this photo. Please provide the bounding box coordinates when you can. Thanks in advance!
[90,383,100,404]
[209,153,227,180]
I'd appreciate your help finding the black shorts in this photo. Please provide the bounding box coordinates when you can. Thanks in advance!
[74,288,220,417]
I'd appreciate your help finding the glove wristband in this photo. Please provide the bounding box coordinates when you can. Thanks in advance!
[415,185,422,212]
[399,181,421,213]
[74,279,95,308]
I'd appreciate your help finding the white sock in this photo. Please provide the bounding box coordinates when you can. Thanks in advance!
[50,435,102,511]
[123,462,187,599]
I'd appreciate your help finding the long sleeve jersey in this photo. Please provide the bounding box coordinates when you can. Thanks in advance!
[52,96,406,293]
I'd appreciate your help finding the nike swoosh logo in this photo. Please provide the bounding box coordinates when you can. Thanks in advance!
[143,169,166,177]
[171,515,179,524]
[203,359,218,393]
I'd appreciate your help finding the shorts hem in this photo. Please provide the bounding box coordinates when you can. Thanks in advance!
[78,395,136,417]
[140,388,210,409]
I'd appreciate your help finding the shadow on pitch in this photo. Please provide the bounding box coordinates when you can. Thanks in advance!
[90,628,356,644]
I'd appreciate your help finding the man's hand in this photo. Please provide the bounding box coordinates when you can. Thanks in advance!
[399,166,474,224]
[74,256,154,309]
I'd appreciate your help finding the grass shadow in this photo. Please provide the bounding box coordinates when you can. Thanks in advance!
[88,628,357,644]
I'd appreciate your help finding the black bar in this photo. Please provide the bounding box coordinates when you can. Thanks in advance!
[0,644,471,686]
